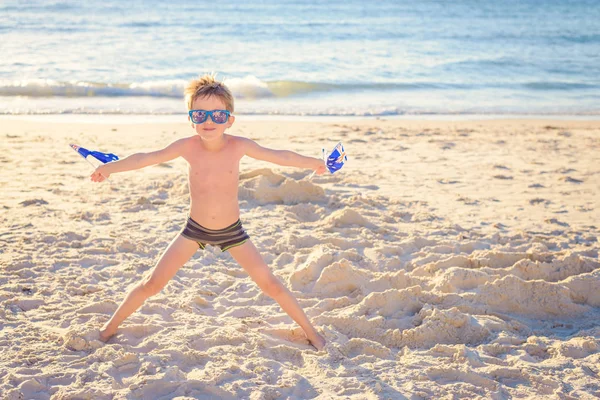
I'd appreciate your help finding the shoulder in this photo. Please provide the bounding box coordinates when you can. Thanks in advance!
[174,135,202,150]
[164,136,197,159]
[161,136,194,150]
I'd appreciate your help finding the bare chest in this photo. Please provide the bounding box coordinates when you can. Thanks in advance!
[189,156,239,184]
[183,140,242,191]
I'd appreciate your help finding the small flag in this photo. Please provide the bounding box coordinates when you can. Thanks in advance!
[70,144,119,164]
[325,142,347,174]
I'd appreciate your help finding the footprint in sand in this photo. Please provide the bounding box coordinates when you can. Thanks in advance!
[117,324,162,340]
[19,198,48,206]
[556,167,576,174]
[259,327,314,349]
[392,145,409,151]
[457,196,479,206]
[562,176,584,184]
[529,198,550,205]
[438,179,459,184]
[117,239,137,252]
[425,367,498,391]
[438,141,455,150]
[77,300,117,315]
[75,211,110,222]
[286,203,322,223]
[545,218,569,227]
[12,298,45,312]
[340,337,392,358]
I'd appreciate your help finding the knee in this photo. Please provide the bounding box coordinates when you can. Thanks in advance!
[140,275,164,296]
[260,277,286,299]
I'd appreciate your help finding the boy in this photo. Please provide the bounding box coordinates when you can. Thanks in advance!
[92,75,327,350]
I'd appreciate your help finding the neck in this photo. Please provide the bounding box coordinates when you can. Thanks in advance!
[200,134,227,151]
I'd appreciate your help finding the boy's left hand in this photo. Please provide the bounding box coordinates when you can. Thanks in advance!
[311,159,327,175]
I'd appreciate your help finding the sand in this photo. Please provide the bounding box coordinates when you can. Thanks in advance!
[0,116,599,399]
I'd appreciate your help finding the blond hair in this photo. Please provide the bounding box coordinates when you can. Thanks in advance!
[184,73,234,112]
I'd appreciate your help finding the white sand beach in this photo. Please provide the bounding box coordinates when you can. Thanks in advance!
[1,117,599,399]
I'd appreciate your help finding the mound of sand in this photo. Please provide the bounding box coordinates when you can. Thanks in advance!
[239,168,325,205]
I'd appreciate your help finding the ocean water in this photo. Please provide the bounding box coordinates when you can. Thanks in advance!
[1,0,599,116]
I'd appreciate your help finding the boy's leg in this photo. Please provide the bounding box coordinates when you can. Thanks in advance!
[99,234,198,341]
[227,240,326,350]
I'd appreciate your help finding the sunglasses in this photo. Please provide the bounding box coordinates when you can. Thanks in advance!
[189,109,231,124]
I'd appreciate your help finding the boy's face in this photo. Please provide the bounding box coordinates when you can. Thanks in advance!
[189,95,235,141]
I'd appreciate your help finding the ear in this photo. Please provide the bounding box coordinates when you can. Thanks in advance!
[227,114,235,128]
[188,115,195,129]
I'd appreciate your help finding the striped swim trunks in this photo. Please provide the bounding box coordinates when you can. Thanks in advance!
[180,216,250,252]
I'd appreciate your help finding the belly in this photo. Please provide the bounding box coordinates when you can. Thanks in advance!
[188,181,241,229]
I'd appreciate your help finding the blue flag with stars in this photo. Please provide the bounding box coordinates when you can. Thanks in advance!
[325,142,347,174]
[70,144,119,164]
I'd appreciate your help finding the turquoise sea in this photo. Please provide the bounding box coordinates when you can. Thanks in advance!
[1,0,599,116]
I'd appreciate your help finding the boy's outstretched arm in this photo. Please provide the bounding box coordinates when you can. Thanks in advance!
[243,139,326,175]
[91,138,186,182]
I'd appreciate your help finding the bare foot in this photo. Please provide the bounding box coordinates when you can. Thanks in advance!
[308,332,326,351]
[99,324,116,342]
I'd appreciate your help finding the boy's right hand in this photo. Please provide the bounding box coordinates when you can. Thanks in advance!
[91,165,111,182]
